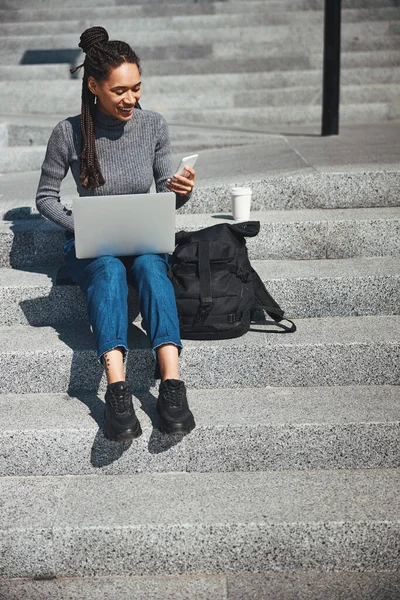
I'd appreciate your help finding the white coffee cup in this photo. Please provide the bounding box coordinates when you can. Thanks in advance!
[231,187,252,221]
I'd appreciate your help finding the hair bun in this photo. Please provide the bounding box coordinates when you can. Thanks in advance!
[79,26,109,54]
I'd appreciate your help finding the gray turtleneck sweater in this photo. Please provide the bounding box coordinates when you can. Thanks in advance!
[36,108,191,233]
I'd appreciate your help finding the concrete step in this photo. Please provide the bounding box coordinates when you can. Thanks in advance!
[13,64,400,92]
[185,171,400,214]
[1,385,399,476]
[0,23,398,65]
[204,35,400,60]
[0,64,71,80]
[4,123,269,150]
[89,49,400,76]
[0,8,398,37]
[0,2,264,23]
[2,142,233,174]
[2,67,400,93]
[0,128,275,170]
[0,0,298,7]
[0,13,292,36]
[0,122,6,146]
[1,257,399,326]
[0,2,287,24]
[131,50,400,79]
[2,2,399,24]
[1,49,396,79]
[2,103,400,172]
[2,166,399,221]
[0,14,276,37]
[80,82,400,113]
[328,49,400,70]
[2,81,400,115]
[2,571,400,600]
[0,0,230,7]
[5,122,278,151]
[0,315,399,392]
[1,208,399,268]
[0,16,295,39]
[0,146,46,173]
[161,102,400,129]
[1,468,399,578]
[233,84,400,110]
[0,25,310,53]
[0,0,398,16]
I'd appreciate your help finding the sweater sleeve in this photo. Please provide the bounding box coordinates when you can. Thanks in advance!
[35,121,75,232]
[153,114,191,210]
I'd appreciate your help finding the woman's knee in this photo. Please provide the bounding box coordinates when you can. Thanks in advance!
[81,256,128,296]
[88,255,126,281]
[131,253,168,282]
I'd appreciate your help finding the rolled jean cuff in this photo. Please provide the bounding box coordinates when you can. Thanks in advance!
[98,340,128,364]
[152,337,182,360]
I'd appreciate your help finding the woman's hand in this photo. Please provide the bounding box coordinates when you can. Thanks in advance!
[166,166,195,196]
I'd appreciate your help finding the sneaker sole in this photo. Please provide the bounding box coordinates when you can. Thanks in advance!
[156,405,196,435]
[103,418,142,442]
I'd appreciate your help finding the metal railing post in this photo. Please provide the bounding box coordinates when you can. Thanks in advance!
[322,0,342,136]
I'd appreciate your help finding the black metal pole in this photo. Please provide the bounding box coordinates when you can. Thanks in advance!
[322,0,342,136]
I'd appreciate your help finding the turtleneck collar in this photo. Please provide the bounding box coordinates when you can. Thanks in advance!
[94,108,135,130]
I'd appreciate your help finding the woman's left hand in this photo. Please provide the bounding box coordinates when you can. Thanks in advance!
[166,166,195,196]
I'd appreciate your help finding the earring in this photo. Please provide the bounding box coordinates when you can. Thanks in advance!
[94,95,97,105]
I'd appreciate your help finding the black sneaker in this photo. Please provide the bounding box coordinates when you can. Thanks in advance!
[156,379,196,434]
[103,381,142,442]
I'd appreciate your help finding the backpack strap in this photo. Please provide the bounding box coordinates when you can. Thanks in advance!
[198,241,212,306]
[251,269,297,333]
[180,312,242,326]
[193,241,213,325]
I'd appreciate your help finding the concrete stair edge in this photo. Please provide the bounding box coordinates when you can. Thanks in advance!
[2,83,400,116]
[1,207,399,267]
[1,468,400,578]
[1,386,399,476]
[0,256,399,325]
[0,0,398,21]
[2,571,400,600]
[1,50,400,78]
[0,315,399,391]
[1,169,400,220]
[0,9,399,36]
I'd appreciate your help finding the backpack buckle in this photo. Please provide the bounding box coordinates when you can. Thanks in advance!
[237,266,250,283]
[193,302,213,326]
[227,313,236,324]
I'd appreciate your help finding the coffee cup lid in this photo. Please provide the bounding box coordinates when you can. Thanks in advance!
[230,187,252,195]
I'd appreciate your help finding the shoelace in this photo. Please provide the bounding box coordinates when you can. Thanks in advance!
[109,387,132,414]
[163,383,185,408]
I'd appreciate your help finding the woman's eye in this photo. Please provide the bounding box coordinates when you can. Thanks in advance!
[114,88,140,95]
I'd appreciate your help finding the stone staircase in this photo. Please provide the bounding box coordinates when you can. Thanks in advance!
[1,0,400,598]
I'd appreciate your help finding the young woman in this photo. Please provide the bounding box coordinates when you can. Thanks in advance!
[36,26,196,442]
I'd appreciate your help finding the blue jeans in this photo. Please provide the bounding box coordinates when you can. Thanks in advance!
[63,236,182,362]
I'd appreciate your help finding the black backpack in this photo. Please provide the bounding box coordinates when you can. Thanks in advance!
[168,221,296,340]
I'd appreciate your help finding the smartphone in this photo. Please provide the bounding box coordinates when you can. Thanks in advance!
[173,154,199,179]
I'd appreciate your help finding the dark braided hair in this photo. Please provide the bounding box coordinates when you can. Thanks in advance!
[70,26,142,189]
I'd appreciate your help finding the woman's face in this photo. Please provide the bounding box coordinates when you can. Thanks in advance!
[88,61,142,121]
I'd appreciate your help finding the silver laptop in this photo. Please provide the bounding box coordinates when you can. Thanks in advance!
[73,192,176,259]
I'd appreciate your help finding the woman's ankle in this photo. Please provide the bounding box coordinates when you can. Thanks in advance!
[102,348,125,384]
[156,343,180,381]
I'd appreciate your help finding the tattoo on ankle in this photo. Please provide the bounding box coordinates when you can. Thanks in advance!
[103,352,112,374]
